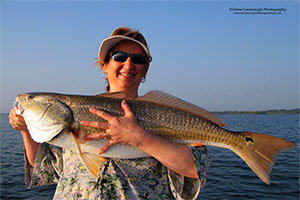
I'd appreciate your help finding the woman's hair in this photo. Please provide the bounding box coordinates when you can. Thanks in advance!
[98,26,151,92]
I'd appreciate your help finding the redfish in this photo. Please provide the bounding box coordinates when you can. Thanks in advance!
[14,90,295,184]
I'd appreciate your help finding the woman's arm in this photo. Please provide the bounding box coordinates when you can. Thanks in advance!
[9,108,39,166]
[81,100,198,178]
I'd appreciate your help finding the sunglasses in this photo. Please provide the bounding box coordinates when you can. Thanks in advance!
[110,51,151,65]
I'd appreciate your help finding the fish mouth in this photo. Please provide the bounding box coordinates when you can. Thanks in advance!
[14,101,24,115]
[14,100,52,122]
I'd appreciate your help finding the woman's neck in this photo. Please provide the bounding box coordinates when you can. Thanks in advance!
[109,88,138,99]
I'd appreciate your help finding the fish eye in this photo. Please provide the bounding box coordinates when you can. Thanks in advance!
[27,94,35,100]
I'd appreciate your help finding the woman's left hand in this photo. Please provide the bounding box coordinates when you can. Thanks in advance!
[81,100,146,154]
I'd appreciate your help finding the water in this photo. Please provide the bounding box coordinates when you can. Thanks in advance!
[0,113,299,199]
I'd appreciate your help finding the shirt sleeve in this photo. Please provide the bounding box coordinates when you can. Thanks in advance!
[25,143,63,188]
[168,145,212,200]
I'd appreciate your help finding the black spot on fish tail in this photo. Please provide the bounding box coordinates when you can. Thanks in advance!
[245,137,254,143]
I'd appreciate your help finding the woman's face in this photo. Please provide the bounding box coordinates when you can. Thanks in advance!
[103,40,147,95]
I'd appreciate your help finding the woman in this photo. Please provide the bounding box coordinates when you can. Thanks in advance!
[9,27,212,199]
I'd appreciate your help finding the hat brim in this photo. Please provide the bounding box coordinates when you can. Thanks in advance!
[98,35,150,64]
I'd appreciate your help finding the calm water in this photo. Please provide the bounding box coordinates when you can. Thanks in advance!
[0,113,299,199]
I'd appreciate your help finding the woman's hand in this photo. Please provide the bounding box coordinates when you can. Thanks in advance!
[81,100,198,178]
[9,108,39,167]
[81,100,146,154]
[9,108,28,132]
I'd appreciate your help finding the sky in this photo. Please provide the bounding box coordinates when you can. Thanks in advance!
[1,0,299,113]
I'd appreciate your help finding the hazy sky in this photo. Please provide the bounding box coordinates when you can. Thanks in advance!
[1,1,299,113]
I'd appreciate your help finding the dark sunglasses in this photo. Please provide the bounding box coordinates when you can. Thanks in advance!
[110,51,151,65]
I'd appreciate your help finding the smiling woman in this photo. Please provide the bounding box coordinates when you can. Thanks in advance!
[102,40,148,98]
[9,26,212,200]
[97,27,152,98]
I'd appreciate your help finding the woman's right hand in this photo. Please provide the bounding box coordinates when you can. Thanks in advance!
[9,108,28,132]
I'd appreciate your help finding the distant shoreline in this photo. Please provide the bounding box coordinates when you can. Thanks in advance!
[214,109,300,115]
[1,109,299,115]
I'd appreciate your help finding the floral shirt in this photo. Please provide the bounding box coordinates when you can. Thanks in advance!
[25,143,211,200]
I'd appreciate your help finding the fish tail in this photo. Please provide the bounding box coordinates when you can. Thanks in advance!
[233,131,296,185]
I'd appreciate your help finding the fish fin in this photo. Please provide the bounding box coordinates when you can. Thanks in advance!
[97,92,131,99]
[190,143,204,147]
[137,90,226,127]
[80,152,108,178]
[234,131,296,185]
[70,132,108,178]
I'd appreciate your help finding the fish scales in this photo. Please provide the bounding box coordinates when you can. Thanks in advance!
[35,93,236,147]
[130,100,235,148]
[14,91,296,184]
[131,101,200,142]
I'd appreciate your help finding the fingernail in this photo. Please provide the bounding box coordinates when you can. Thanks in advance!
[89,107,95,112]
[81,121,87,125]
[98,149,103,154]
